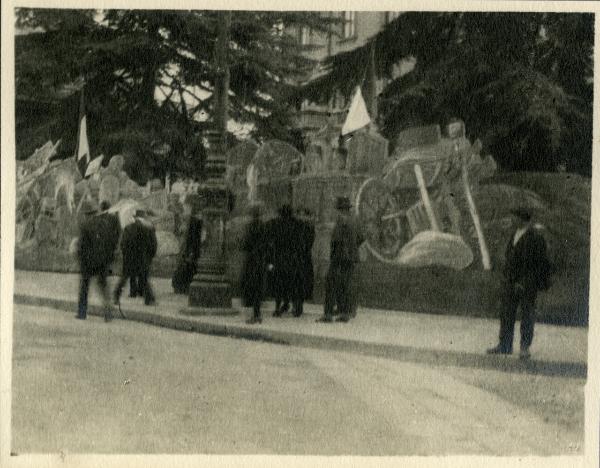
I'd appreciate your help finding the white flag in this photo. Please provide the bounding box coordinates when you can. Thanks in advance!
[246,163,259,203]
[75,88,91,176]
[77,115,90,164]
[341,86,371,136]
[84,155,103,177]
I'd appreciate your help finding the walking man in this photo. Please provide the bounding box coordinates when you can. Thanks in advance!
[317,197,365,323]
[114,209,158,306]
[76,199,121,321]
[487,207,552,359]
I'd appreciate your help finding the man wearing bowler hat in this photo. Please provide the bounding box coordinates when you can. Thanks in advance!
[317,196,365,323]
[487,206,552,359]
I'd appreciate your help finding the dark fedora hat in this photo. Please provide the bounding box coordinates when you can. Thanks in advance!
[335,196,352,211]
[510,206,532,221]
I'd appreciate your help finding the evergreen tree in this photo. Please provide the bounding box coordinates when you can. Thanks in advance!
[15,9,336,182]
[299,12,593,175]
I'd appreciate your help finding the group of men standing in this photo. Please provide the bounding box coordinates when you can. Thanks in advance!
[241,203,316,324]
[240,196,365,325]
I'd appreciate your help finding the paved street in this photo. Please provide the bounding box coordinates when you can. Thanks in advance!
[12,304,584,455]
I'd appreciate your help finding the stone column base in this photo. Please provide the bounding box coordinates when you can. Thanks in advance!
[188,276,234,312]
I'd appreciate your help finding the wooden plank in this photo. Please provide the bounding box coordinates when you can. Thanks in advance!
[414,164,440,232]
[461,160,491,270]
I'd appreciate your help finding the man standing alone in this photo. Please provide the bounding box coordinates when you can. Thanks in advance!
[317,197,364,323]
[487,207,552,359]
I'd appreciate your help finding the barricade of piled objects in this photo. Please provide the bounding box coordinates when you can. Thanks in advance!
[15,120,496,275]
[226,120,497,272]
[14,142,196,273]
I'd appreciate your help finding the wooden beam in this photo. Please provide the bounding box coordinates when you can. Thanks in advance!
[414,164,440,232]
[461,159,491,270]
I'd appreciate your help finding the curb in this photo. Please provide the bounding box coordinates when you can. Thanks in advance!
[14,293,587,379]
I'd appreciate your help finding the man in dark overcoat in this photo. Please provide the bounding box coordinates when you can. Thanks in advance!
[266,204,302,317]
[114,210,158,306]
[487,207,552,359]
[241,205,268,324]
[291,208,315,317]
[76,199,121,321]
[172,195,203,294]
[317,197,365,323]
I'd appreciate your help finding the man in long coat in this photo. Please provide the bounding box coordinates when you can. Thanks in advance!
[77,199,121,321]
[487,207,552,359]
[317,197,365,323]
[114,210,158,306]
[292,208,315,317]
[241,205,268,324]
[172,195,203,294]
[266,204,302,317]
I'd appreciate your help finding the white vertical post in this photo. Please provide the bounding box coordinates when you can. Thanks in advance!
[461,159,491,270]
[414,164,440,232]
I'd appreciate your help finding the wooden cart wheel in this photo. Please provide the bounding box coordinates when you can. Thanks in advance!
[355,177,404,262]
[253,140,303,185]
[225,140,260,190]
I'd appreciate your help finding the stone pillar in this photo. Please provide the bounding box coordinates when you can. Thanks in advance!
[187,130,234,313]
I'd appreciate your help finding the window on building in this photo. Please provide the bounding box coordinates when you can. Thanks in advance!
[342,11,356,39]
[273,20,284,37]
[334,90,346,110]
[300,27,311,45]
[386,12,401,23]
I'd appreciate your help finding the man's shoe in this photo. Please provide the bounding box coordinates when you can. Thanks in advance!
[486,345,511,355]
[272,310,283,317]
[315,316,333,323]
[336,316,350,323]
[246,317,262,324]
[75,315,86,320]
[519,348,531,360]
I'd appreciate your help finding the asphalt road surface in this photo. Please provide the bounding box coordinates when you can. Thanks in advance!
[11,304,584,455]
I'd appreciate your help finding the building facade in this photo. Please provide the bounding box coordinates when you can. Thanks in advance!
[294,11,404,135]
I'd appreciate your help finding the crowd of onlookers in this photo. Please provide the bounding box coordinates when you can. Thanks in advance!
[74,192,553,360]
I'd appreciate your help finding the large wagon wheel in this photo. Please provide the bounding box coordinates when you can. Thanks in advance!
[225,140,260,191]
[253,140,303,185]
[355,177,405,262]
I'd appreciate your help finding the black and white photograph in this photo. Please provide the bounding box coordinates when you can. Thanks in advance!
[1,1,598,466]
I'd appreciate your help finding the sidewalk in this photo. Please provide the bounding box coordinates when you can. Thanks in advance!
[13,270,587,378]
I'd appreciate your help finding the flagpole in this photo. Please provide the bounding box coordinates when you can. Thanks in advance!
[74,86,84,160]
